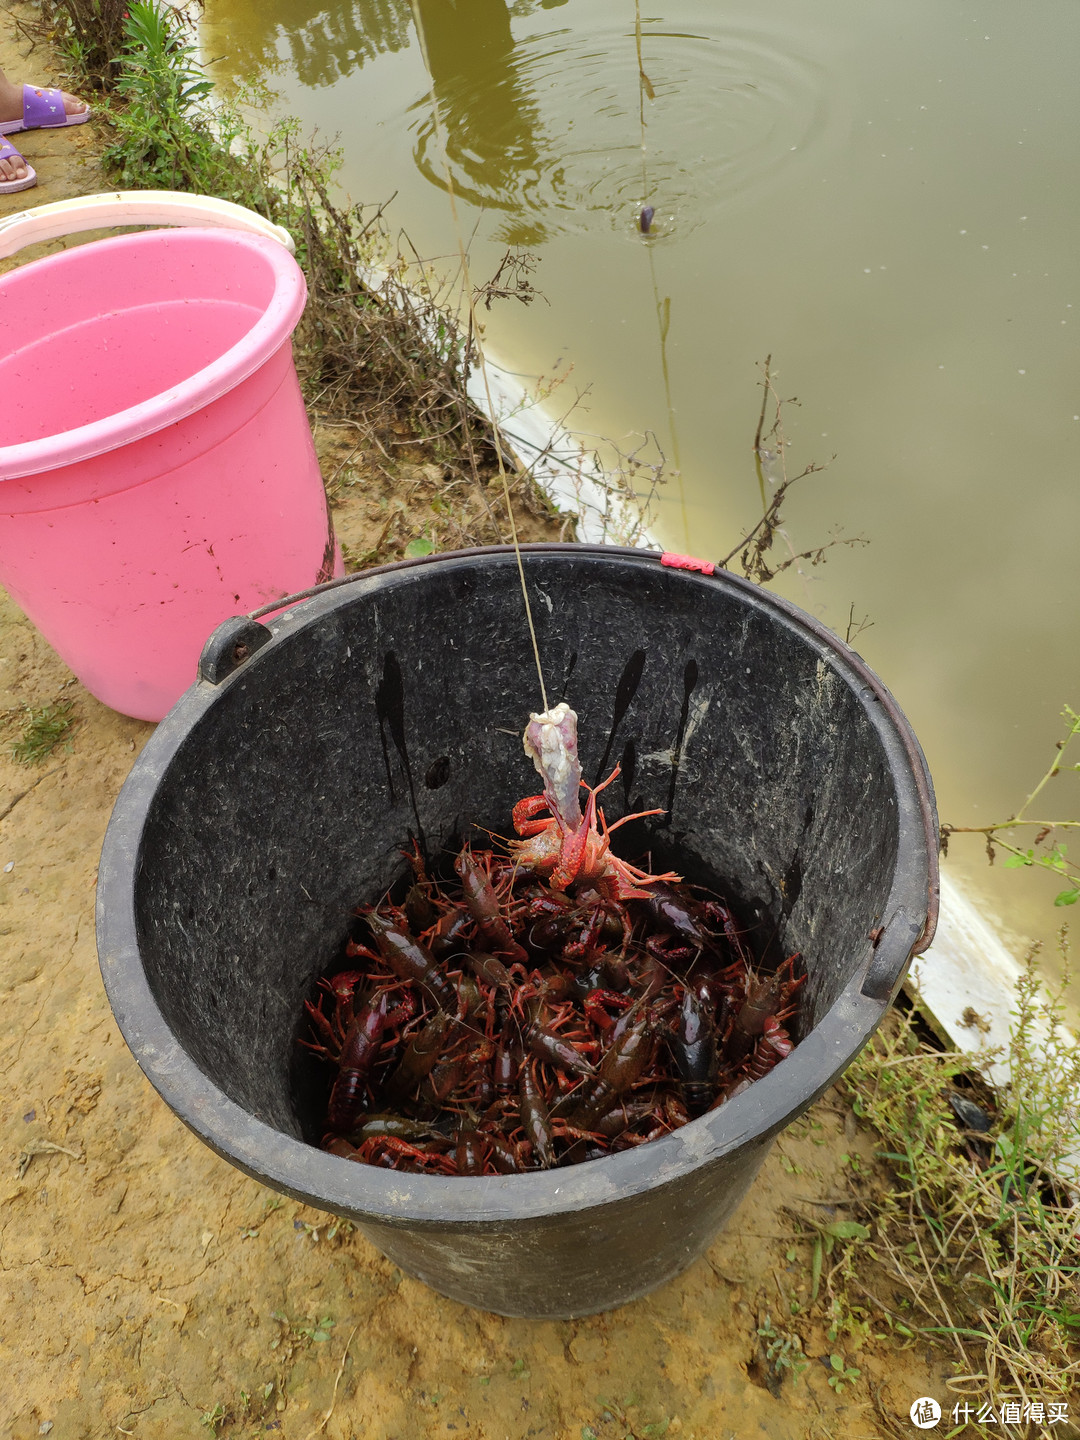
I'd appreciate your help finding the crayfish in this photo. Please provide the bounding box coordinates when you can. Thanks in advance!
[298,704,805,1174]
[511,703,681,901]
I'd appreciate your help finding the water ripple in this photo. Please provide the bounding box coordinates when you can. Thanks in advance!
[409,17,829,241]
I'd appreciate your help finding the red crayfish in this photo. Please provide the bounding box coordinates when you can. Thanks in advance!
[298,704,805,1173]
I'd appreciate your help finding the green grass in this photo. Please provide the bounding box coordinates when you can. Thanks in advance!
[841,945,1080,1404]
[11,701,76,765]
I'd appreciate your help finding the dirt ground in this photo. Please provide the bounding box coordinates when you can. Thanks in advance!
[0,13,954,1438]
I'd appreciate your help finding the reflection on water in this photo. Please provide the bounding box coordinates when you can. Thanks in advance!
[411,0,548,244]
[203,0,1080,1000]
[215,0,411,88]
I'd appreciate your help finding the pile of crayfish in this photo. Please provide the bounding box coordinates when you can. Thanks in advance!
[301,703,803,1175]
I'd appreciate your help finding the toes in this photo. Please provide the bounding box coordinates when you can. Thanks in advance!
[0,155,27,181]
[62,91,89,116]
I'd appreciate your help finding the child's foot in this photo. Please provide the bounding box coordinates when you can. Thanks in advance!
[0,80,89,133]
[0,135,36,193]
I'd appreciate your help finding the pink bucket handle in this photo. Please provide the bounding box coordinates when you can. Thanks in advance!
[0,189,295,260]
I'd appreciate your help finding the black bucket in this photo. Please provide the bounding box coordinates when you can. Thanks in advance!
[97,544,938,1319]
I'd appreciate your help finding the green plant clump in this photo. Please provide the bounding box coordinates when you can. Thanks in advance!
[843,948,1080,1403]
[36,0,127,85]
[757,1315,810,1385]
[11,700,76,765]
[102,1,261,200]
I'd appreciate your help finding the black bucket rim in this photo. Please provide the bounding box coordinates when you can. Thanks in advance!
[97,543,938,1227]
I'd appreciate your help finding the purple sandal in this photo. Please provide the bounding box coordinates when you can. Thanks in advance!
[0,135,36,194]
[0,84,91,135]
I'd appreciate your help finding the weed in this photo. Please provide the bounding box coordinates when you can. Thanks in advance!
[11,701,76,766]
[826,1353,861,1393]
[757,1315,810,1385]
[206,1380,274,1431]
[294,1214,354,1243]
[102,2,259,198]
[800,1218,872,1305]
[270,1310,335,1348]
[34,0,127,84]
[841,944,1080,1402]
[824,1291,873,1351]
[296,1314,336,1343]
[941,703,1080,908]
[591,1395,671,1439]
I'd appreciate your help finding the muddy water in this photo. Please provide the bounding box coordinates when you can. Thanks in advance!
[203,0,1080,982]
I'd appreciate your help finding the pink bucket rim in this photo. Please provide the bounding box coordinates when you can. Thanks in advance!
[0,227,307,482]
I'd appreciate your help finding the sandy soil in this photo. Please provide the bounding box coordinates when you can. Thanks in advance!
[0,12,952,1438]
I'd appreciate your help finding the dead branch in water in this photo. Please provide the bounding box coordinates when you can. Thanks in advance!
[722,356,867,585]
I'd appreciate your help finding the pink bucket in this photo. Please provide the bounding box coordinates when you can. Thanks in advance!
[0,192,342,721]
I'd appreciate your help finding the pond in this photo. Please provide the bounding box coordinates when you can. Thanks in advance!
[202,0,1080,991]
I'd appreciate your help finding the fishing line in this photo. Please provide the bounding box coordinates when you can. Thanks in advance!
[408,0,549,714]
[635,0,689,547]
